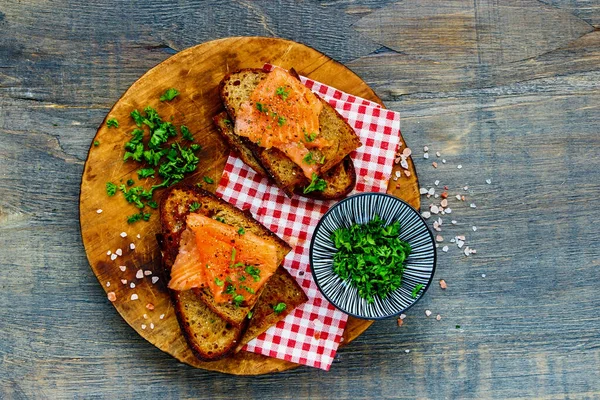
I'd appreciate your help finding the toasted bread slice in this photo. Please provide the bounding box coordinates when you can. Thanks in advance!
[219,68,361,198]
[237,265,308,352]
[214,111,356,199]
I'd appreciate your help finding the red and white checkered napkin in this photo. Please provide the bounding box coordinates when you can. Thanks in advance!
[216,65,401,370]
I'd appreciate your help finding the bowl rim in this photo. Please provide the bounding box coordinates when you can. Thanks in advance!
[308,192,437,320]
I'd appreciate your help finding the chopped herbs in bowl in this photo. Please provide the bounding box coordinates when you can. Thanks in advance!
[309,193,436,319]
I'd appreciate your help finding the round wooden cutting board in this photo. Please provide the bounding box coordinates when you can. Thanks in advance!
[79,36,420,375]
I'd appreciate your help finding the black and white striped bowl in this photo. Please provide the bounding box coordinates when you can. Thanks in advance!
[309,192,436,320]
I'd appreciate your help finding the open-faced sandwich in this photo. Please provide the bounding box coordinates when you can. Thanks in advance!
[157,185,308,361]
[214,67,362,199]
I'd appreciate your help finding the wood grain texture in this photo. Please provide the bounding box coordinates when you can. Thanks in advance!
[1,0,600,398]
[78,37,419,375]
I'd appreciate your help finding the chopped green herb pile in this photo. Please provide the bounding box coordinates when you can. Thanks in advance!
[273,302,287,314]
[159,88,180,102]
[331,215,411,304]
[303,173,327,194]
[203,176,214,184]
[105,102,202,224]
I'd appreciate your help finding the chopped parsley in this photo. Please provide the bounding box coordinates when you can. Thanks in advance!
[225,284,236,295]
[303,173,327,194]
[137,168,155,179]
[106,182,117,197]
[247,311,253,319]
[411,284,425,299]
[93,140,100,147]
[277,116,286,126]
[127,211,151,224]
[126,179,135,187]
[203,176,214,184]
[303,152,315,165]
[232,294,245,307]
[214,277,224,287]
[304,132,317,142]
[159,88,180,101]
[130,110,144,127]
[240,285,255,294]
[245,265,261,282]
[256,102,268,113]
[214,216,226,223]
[275,86,290,100]
[231,248,236,262]
[237,227,245,235]
[189,202,201,212]
[273,303,287,314]
[331,215,412,304]
[147,200,158,209]
[180,125,194,141]
[106,118,119,128]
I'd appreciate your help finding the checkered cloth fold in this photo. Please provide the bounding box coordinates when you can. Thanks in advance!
[216,65,401,370]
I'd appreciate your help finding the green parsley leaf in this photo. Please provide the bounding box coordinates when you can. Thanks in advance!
[256,102,268,113]
[411,284,425,299]
[273,302,287,314]
[147,200,159,209]
[106,182,117,196]
[214,216,226,223]
[231,248,236,262]
[225,284,236,295]
[159,88,180,102]
[304,132,317,142]
[303,152,315,165]
[126,179,135,187]
[245,265,261,282]
[203,176,214,184]
[275,86,290,100]
[237,227,245,235]
[240,285,255,294]
[232,294,244,306]
[130,110,144,127]
[93,140,100,147]
[180,125,194,141]
[189,202,201,212]
[127,213,142,224]
[214,277,224,287]
[277,116,286,126]
[303,173,327,194]
[330,215,411,303]
[247,311,253,319]
[106,118,119,128]
[137,168,155,179]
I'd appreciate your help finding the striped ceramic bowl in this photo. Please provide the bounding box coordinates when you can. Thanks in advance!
[309,192,436,319]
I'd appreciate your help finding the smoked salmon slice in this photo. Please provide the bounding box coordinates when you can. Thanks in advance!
[168,213,280,306]
[234,67,330,179]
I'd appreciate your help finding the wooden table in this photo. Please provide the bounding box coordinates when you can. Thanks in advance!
[1,1,599,398]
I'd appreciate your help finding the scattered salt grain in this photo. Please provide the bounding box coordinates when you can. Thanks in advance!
[442,246,449,252]
[395,170,401,178]
[430,205,440,214]
[423,146,429,152]
[457,235,466,241]
[136,234,141,239]
[143,314,148,319]
[445,208,452,214]
[130,282,136,289]
[451,220,457,225]
[486,179,492,184]
[136,269,143,279]
[121,279,127,284]
[402,147,412,158]
[428,187,435,195]
[421,211,431,219]
[106,250,111,256]
[400,159,409,169]
[470,203,477,208]
[464,247,471,256]
[97,209,103,214]
[425,310,432,317]
[436,314,442,321]
[110,254,117,261]
[423,153,430,159]
[400,314,407,320]
[141,324,146,330]
[457,164,462,169]
[472,226,477,232]
[420,187,428,194]
[120,232,127,238]
[130,294,138,301]
[151,276,159,284]
[119,265,126,272]
[107,292,116,302]
[150,323,154,330]
[106,282,110,287]
[436,235,444,242]
[436,151,441,157]
[115,248,123,256]
[405,349,411,354]
[130,243,136,250]
[404,170,411,177]
[434,180,440,186]
[159,314,165,320]
[463,186,469,191]
[440,199,448,208]
[434,194,439,199]
[439,279,447,289]
[442,159,446,164]
[457,240,465,249]
[144,270,152,276]
[146,303,154,310]
[456,194,462,201]
[482,274,486,278]
[432,162,438,168]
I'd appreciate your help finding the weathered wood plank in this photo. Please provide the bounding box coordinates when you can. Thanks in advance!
[354,0,594,65]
